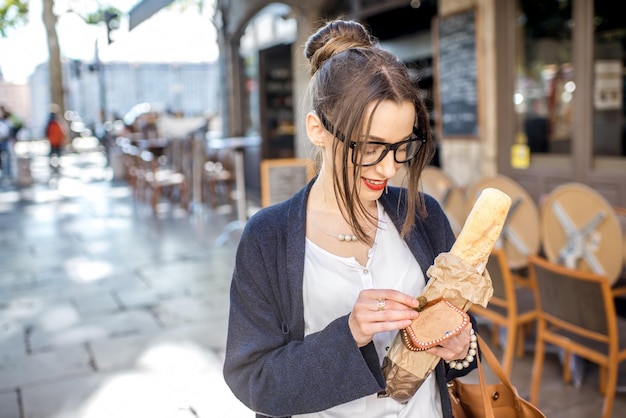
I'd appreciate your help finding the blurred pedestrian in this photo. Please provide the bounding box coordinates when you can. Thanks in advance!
[45,106,66,173]
[0,105,23,142]
[223,19,477,418]
[0,108,10,179]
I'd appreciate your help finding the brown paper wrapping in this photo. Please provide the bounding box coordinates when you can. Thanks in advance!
[380,253,493,402]
[422,252,493,311]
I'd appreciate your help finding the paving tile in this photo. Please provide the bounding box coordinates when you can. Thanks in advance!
[71,292,121,316]
[0,304,30,356]
[90,323,227,372]
[0,329,26,357]
[0,285,74,308]
[0,242,31,264]
[0,390,20,418]
[1,296,78,354]
[0,269,36,292]
[82,235,137,257]
[152,296,228,328]
[29,309,161,352]
[62,271,147,294]
[0,345,92,391]
[32,265,76,286]
[21,363,251,418]
[139,259,232,289]
[137,264,206,290]
[115,282,185,309]
[186,276,232,303]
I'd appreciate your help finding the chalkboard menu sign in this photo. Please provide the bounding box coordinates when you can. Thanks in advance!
[261,159,315,207]
[436,9,479,137]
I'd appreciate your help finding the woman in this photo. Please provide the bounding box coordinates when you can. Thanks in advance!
[223,19,478,417]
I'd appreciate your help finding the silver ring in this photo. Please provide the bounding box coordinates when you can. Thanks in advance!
[376,298,386,311]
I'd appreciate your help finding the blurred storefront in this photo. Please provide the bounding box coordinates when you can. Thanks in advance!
[503,0,626,206]
[132,0,626,207]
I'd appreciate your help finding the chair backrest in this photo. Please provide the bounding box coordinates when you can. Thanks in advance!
[528,254,615,344]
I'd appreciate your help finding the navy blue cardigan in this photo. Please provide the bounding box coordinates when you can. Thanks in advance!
[223,181,477,417]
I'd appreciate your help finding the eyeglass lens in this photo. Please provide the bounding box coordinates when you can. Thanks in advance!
[354,139,423,166]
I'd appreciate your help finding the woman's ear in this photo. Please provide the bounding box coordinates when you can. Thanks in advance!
[306,111,327,147]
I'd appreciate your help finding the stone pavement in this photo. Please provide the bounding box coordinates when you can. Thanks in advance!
[0,143,625,418]
[0,145,252,417]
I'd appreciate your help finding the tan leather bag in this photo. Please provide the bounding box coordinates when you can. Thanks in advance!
[447,334,546,418]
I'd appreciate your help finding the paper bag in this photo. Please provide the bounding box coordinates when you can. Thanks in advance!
[379,252,493,402]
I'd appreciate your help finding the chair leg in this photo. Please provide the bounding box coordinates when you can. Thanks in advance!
[602,361,618,418]
[205,179,217,208]
[563,350,572,384]
[502,322,516,377]
[530,326,546,404]
[180,180,189,211]
[516,323,531,358]
[151,186,160,215]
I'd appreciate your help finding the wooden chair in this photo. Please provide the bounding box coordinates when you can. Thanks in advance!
[469,248,537,376]
[139,150,189,215]
[120,144,145,200]
[202,149,235,209]
[614,207,626,315]
[528,254,626,418]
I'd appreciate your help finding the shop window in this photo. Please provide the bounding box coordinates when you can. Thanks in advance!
[593,0,626,163]
[515,0,573,156]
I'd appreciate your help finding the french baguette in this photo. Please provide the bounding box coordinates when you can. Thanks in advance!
[450,187,512,273]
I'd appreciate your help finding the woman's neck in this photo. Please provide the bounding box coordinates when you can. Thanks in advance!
[308,174,377,222]
[308,175,342,213]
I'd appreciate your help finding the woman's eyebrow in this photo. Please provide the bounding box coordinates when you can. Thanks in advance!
[361,132,415,142]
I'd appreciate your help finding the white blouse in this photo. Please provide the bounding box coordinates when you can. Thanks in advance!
[298,203,442,418]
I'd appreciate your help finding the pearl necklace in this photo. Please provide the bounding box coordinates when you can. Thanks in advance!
[308,215,375,242]
[309,216,358,242]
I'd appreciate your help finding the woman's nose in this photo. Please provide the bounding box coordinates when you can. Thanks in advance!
[375,151,399,178]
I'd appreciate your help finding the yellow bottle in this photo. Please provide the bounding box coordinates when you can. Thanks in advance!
[511,132,530,169]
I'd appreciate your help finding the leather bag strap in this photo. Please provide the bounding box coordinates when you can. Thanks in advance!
[476,333,522,417]
[476,335,495,418]
[476,333,520,394]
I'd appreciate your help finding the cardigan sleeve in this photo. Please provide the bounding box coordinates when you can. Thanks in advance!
[223,207,385,417]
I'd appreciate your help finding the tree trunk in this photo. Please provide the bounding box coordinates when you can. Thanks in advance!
[42,0,65,119]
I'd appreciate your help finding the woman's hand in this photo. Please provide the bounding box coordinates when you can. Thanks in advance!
[426,325,473,362]
[348,289,420,347]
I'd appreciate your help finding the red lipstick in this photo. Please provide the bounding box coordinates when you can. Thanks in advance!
[362,178,387,191]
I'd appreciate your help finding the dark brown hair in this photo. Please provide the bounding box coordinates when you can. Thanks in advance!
[304,19,434,241]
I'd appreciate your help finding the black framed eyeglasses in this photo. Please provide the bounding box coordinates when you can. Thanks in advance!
[318,111,427,167]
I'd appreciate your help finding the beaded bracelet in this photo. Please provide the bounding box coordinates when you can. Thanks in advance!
[446,329,477,370]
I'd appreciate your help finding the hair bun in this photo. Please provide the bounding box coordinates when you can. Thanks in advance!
[304,20,375,75]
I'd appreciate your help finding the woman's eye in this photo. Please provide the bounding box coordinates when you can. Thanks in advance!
[361,143,380,155]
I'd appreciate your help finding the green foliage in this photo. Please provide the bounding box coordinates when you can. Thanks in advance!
[84,6,122,26]
[169,0,206,14]
[0,0,29,37]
